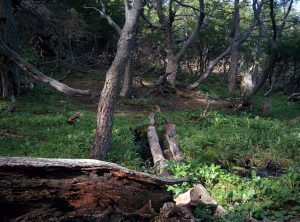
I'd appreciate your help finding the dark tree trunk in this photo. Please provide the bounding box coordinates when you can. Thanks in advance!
[120,56,133,98]
[228,0,241,92]
[90,0,144,160]
[0,157,186,221]
[0,0,19,98]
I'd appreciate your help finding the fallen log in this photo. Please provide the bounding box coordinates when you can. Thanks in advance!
[175,183,227,216]
[165,120,183,161]
[147,112,168,175]
[0,38,91,96]
[0,157,187,221]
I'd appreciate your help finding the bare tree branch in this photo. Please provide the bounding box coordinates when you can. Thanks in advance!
[84,2,122,35]
[0,38,90,96]
[176,0,205,61]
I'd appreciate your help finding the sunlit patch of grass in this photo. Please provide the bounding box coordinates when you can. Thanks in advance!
[0,84,142,167]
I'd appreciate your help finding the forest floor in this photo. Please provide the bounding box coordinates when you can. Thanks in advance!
[0,69,300,221]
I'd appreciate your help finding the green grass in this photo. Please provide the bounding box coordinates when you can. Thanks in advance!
[0,81,299,221]
[0,85,143,169]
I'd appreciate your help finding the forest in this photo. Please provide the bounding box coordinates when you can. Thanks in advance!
[0,0,299,221]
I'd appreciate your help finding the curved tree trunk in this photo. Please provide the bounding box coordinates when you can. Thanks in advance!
[0,0,19,98]
[188,47,231,89]
[90,0,144,160]
[155,0,205,87]
[0,38,91,96]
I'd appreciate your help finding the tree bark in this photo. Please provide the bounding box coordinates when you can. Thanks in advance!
[155,0,205,87]
[120,55,133,97]
[175,184,227,216]
[84,2,135,98]
[188,47,231,89]
[0,0,20,98]
[0,38,91,96]
[147,112,168,174]
[246,0,293,98]
[90,0,144,160]
[165,121,182,161]
[0,157,186,221]
[228,0,241,92]
[188,2,260,90]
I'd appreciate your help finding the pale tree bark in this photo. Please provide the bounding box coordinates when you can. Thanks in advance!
[0,0,19,98]
[84,1,134,98]
[152,0,205,87]
[228,0,241,92]
[90,0,144,160]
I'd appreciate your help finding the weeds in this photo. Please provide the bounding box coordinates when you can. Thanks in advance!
[0,81,299,221]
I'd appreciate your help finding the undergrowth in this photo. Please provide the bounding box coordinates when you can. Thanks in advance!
[0,82,299,221]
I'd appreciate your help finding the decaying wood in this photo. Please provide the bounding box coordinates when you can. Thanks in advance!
[0,38,91,96]
[147,112,168,174]
[175,183,227,216]
[165,120,182,161]
[0,157,188,221]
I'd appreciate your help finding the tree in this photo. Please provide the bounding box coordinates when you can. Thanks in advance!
[0,0,19,98]
[228,0,241,92]
[188,1,260,90]
[242,0,294,98]
[84,0,134,98]
[144,0,205,87]
[90,0,144,160]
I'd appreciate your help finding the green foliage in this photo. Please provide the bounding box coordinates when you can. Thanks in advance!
[0,84,142,168]
[1,77,299,221]
[168,162,300,221]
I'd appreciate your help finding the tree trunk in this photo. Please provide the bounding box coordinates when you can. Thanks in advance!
[120,56,133,98]
[165,55,179,86]
[228,0,241,92]
[90,0,144,160]
[0,0,19,98]
[241,64,260,97]
[165,121,182,161]
[247,51,277,98]
[155,0,205,87]
[0,157,186,221]
[188,47,231,89]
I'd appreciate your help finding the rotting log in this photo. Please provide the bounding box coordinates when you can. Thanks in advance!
[165,120,183,161]
[0,157,187,221]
